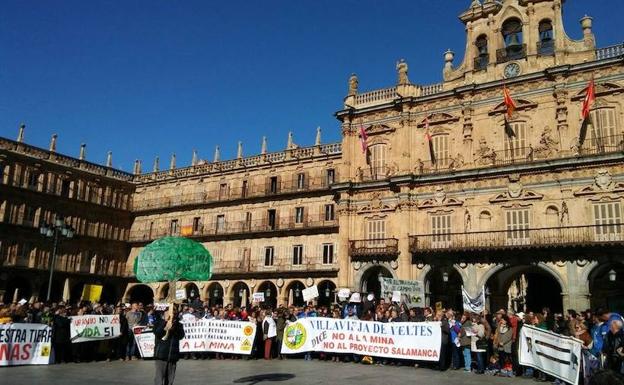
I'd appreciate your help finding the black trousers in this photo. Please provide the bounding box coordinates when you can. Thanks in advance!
[154,360,177,385]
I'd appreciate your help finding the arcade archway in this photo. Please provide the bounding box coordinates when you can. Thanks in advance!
[425,267,463,310]
[589,262,624,314]
[231,281,250,308]
[485,265,563,313]
[317,280,336,307]
[185,282,200,302]
[127,284,154,305]
[360,265,393,300]
[206,282,224,307]
[257,281,278,309]
[285,280,305,307]
[2,276,32,304]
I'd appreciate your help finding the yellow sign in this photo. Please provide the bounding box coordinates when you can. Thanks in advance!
[82,284,103,303]
[180,225,194,236]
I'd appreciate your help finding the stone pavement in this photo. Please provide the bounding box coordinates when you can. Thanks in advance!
[2,359,534,385]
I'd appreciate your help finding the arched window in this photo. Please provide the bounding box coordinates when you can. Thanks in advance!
[475,34,489,70]
[500,18,525,61]
[538,19,554,56]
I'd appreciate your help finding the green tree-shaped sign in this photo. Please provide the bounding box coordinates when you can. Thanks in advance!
[133,237,213,293]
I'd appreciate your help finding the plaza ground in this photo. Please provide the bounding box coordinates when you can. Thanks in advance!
[3,359,533,385]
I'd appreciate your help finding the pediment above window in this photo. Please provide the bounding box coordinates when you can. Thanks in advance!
[574,169,624,196]
[416,112,460,128]
[489,99,538,116]
[490,190,543,203]
[364,124,395,136]
[418,187,464,209]
[572,82,624,101]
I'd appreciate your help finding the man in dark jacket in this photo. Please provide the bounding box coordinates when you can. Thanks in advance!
[52,308,72,364]
[153,305,185,385]
[602,319,624,374]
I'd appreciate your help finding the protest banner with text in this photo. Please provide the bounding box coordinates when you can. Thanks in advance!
[379,278,425,306]
[180,319,256,354]
[280,319,441,361]
[519,325,582,385]
[133,326,155,358]
[70,314,121,343]
[0,323,52,366]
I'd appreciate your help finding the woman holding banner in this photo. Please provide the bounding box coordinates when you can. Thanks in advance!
[153,305,185,385]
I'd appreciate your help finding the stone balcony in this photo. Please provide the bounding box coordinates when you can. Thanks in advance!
[129,215,338,243]
[348,238,400,262]
[409,223,624,263]
[211,257,338,278]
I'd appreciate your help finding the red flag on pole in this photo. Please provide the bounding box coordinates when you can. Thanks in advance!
[359,125,368,155]
[424,114,436,165]
[579,78,596,147]
[503,86,517,138]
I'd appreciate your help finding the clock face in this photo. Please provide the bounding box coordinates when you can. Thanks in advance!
[504,63,521,78]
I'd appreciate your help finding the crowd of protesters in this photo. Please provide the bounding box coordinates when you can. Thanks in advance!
[1,296,623,385]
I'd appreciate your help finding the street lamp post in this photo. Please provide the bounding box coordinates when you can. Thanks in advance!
[39,218,74,302]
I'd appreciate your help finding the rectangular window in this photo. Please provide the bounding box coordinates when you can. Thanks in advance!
[593,202,622,241]
[267,209,276,230]
[60,180,70,198]
[432,135,450,166]
[241,180,248,198]
[292,245,303,265]
[295,207,304,224]
[216,215,225,232]
[169,219,179,236]
[192,217,201,232]
[505,209,530,245]
[370,145,387,179]
[27,172,38,189]
[366,219,386,246]
[322,243,334,265]
[297,173,306,190]
[219,183,228,200]
[504,122,527,159]
[264,246,274,267]
[269,176,278,194]
[324,204,335,221]
[590,109,618,150]
[148,221,154,239]
[23,206,36,226]
[431,214,451,248]
[244,212,252,231]
[326,169,335,185]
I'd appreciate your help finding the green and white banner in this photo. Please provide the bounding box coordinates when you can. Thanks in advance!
[70,314,121,343]
[280,319,441,361]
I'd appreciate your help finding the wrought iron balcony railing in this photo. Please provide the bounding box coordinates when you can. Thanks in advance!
[133,177,334,212]
[129,215,338,242]
[474,55,489,71]
[596,43,624,60]
[348,238,399,261]
[211,257,338,275]
[537,40,555,56]
[409,224,624,254]
[496,44,527,63]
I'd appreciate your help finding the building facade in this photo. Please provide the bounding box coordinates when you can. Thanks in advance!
[1,0,623,313]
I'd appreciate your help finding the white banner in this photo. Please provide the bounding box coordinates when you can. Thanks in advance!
[462,286,485,313]
[181,319,256,354]
[0,324,52,366]
[70,314,121,343]
[380,278,425,306]
[280,319,441,361]
[519,325,582,385]
[133,326,155,358]
[252,292,265,303]
[302,286,319,302]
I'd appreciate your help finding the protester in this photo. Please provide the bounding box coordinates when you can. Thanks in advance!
[153,305,185,385]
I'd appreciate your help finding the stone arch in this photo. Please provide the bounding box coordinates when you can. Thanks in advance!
[477,262,568,295]
[229,281,250,308]
[184,282,200,301]
[423,265,464,310]
[257,281,278,309]
[157,283,170,301]
[352,262,397,292]
[126,284,154,305]
[205,282,224,307]
[357,264,395,300]
[284,280,306,307]
[480,263,566,313]
[317,280,337,307]
[586,261,624,313]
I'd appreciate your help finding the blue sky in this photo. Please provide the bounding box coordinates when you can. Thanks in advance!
[1,0,622,171]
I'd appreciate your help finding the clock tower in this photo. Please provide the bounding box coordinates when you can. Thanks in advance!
[443,0,597,87]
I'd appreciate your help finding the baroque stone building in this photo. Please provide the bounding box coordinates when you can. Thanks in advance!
[1,0,623,313]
